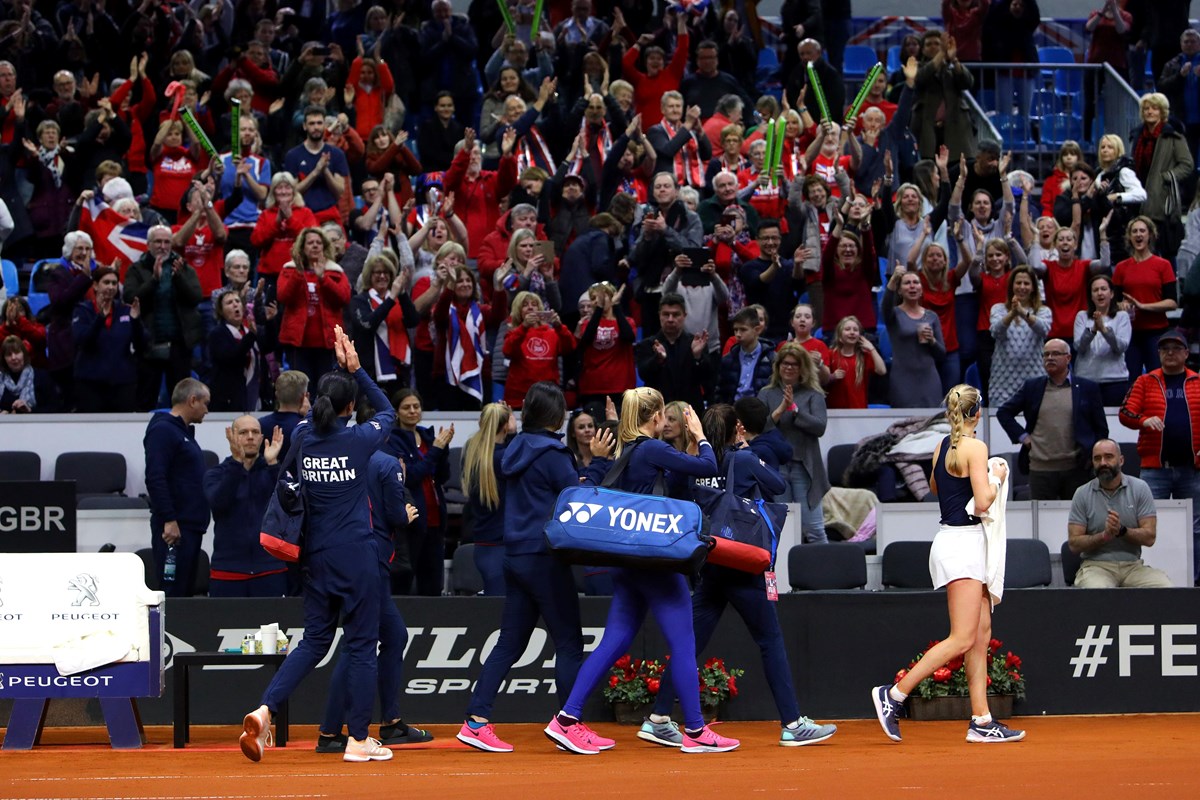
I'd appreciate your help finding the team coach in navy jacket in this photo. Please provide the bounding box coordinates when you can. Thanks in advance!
[996,337,1108,501]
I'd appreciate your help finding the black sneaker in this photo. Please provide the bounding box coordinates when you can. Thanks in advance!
[871,685,904,742]
[380,721,434,745]
[315,733,348,753]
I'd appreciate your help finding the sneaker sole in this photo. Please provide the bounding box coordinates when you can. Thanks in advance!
[680,741,740,754]
[343,748,394,762]
[870,687,902,742]
[966,730,1026,743]
[455,731,513,753]
[636,730,683,748]
[543,726,599,755]
[780,730,836,747]
[239,713,267,762]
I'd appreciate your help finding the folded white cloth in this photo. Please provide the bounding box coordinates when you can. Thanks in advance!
[54,630,135,676]
[965,456,1009,608]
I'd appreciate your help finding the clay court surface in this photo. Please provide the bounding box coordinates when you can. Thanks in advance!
[2,715,1198,798]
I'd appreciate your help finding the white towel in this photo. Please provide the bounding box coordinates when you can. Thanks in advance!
[965,457,1009,608]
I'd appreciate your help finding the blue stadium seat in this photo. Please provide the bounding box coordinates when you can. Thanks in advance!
[842,45,878,79]
[1041,113,1084,148]
[1038,45,1075,82]
[886,45,902,74]
[756,46,780,83]
[1,258,18,298]
[25,260,56,315]
[992,114,1037,150]
[1029,89,1062,118]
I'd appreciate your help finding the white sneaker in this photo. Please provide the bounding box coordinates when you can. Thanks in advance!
[239,706,273,762]
[344,736,394,762]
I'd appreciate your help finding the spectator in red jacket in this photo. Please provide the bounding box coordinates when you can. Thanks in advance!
[575,282,636,409]
[502,291,576,408]
[443,126,518,260]
[364,127,422,207]
[251,173,319,287]
[0,297,46,368]
[275,227,351,387]
[148,119,201,224]
[346,52,396,139]
[477,204,543,305]
[621,13,690,126]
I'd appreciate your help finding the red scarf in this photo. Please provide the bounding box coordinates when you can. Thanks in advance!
[1133,122,1162,181]
[573,117,612,175]
[662,120,702,188]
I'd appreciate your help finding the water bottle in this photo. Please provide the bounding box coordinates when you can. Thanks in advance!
[163,545,177,583]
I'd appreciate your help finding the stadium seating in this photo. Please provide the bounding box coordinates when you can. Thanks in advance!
[826,443,856,488]
[881,541,934,589]
[450,543,483,595]
[0,451,41,481]
[54,452,128,503]
[787,543,867,590]
[1005,539,1052,588]
[1,258,19,298]
[1060,540,1082,586]
[842,45,879,80]
[1041,113,1084,148]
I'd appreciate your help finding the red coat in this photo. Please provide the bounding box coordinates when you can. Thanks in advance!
[0,316,47,368]
[622,33,689,126]
[477,211,551,306]
[502,322,576,407]
[211,55,280,115]
[365,140,422,207]
[109,77,156,174]
[1119,369,1200,469]
[348,56,396,138]
[250,206,319,276]
[444,147,518,259]
[275,261,351,349]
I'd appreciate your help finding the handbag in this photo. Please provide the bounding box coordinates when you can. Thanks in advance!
[692,452,786,574]
[543,438,709,573]
[259,431,307,562]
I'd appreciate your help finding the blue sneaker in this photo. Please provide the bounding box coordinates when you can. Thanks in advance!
[871,685,903,742]
[780,716,837,746]
[636,718,683,747]
[966,719,1026,743]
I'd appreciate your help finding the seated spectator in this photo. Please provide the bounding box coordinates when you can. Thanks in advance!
[209,290,264,413]
[1075,274,1132,406]
[1068,439,1171,588]
[825,315,886,409]
[502,291,575,409]
[276,227,351,387]
[574,282,635,410]
[988,266,1052,408]
[758,343,829,542]
[0,297,45,368]
[72,266,143,413]
[885,34,923,101]
[882,268,946,408]
[1,335,50,413]
[203,418,289,597]
[718,306,775,402]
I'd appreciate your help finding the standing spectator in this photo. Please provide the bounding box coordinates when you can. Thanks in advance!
[882,268,946,408]
[785,40,845,126]
[780,0,825,83]
[1041,223,1111,342]
[996,338,1109,500]
[0,297,44,367]
[417,92,465,173]
[147,119,200,225]
[559,213,624,330]
[635,293,710,411]
[739,219,807,342]
[345,52,395,140]
[909,226,968,393]
[462,402,516,596]
[982,0,1041,118]
[648,93,712,191]
[629,173,703,334]
[970,234,1024,398]
[0,336,48,413]
[1094,134,1147,266]
[143,378,212,597]
[502,291,575,408]
[434,267,497,411]
[258,370,310,457]
[758,343,829,542]
[1075,274,1133,406]
[1131,92,1194,258]
[252,173,320,289]
[204,418,288,597]
[276,227,351,387]
[825,315,886,409]
[71,266,143,413]
[821,221,879,336]
[662,253,730,380]
[621,13,690,126]
[911,30,975,161]
[123,226,203,411]
[574,282,636,409]
[1041,142,1084,219]
[680,41,751,119]
[285,108,351,224]
[718,306,776,403]
[44,231,96,406]
[444,127,518,261]
[1114,216,1178,380]
[941,0,987,67]
[18,116,80,256]
[1119,328,1200,586]
[419,0,481,130]
[821,0,854,74]
[988,266,1052,408]
[364,128,422,207]
[349,252,418,396]
[208,291,263,413]
[1085,2,1133,144]
[218,115,271,262]
[1157,29,1200,158]
[1137,0,1195,88]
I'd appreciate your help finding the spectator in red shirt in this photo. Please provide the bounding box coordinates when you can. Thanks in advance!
[1042,223,1111,341]
[1084,0,1132,143]
[575,282,636,409]
[443,127,518,260]
[941,0,988,64]
[502,291,575,408]
[779,302,832,385]
[1114,216,1179,381]
[825,315,887,409]
[148,119,201,224]
[621,13,690,126]
[346,51,396,139]
[251,173,319,287]
[0,297,46,368]
[275,227,351,387]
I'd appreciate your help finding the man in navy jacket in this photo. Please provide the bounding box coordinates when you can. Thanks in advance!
[996,338,1109,500]
[143,378,212,597]
[203,416,288,597]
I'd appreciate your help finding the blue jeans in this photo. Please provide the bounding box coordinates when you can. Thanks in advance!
[1125,329,1163,382]
[1140,467,1200,584]
[653,565,801,724]
[780,462,828,543]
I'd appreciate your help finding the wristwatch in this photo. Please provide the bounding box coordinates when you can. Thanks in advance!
[1117,525,1128,538]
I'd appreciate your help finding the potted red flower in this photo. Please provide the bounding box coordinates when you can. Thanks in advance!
[897,638,1026,721]
[603,654,666,724]
[698,657,745,720]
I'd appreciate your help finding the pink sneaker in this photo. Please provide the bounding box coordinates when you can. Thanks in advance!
[680,724,740,753]
[456,721,514,752]
[543,717,600,755]
[239,705,273,762]
[578,722,616,750]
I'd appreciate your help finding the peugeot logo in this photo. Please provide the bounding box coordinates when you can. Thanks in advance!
[68,574,100,607]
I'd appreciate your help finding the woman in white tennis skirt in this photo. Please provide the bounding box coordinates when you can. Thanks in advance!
[869,384,1026,744]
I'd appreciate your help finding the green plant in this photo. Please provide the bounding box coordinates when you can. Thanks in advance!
[698,657,744,709]
[897,638,1026,700]
[602,654,665,706]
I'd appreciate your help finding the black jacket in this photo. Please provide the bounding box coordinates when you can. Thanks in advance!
[996,373,1109,474]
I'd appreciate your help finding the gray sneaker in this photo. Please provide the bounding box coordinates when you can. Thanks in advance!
[636,718,683,747]
[780,716,837,746]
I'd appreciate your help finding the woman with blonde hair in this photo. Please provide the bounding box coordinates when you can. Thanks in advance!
[1131,92,1194,256]
[435,266,500,410]
[147,118,199,223]
[461,402,517,596]
[662,400,700,456]
[252,172,319,284]
[758,343,829,543]
[349,250,417,394]
[501,290,574,409]
[882,267,945,407]
[1094,132,1147,265]
[494,227,559,311]
[276,227,350,385]
[872,384,1024,744]
[546,386,738,755]
[826,315,886,409]
[988,265,1053,408]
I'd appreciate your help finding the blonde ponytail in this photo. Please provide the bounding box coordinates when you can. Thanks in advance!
[462,403,511,510]
[943,383,981,474]
[616,387,664,457]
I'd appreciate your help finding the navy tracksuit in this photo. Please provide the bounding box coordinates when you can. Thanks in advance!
[748,429,794,478]
[322,449,414,733]
[465,430,609,720]
[258,410,304,457]
[202,456,288,597]
[143,412,211,597]
[652,446,803,724]
[259,368,394,741]
[383,425,449,595]
[466,441,507,596]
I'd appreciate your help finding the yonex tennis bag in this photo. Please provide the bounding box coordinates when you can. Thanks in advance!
[691,455,782,573]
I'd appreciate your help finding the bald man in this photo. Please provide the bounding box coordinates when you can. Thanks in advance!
[202,416,289,596]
